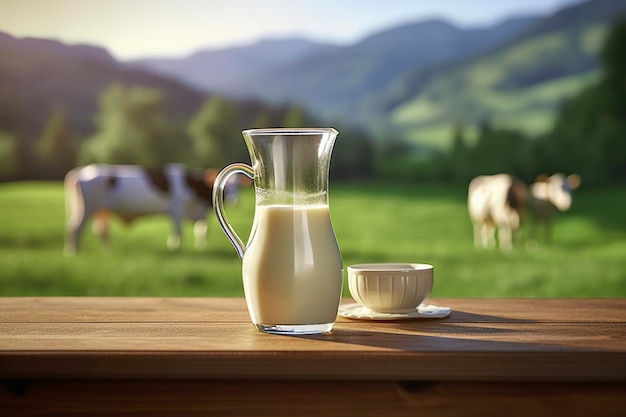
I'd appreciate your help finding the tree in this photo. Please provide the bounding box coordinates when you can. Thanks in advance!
[251,105,273,129]
[446,121,470,182]
[438,118,532,184]
[13,132,33,180]
[283,105,312,128]
[330,126,376,180]
[79,83,182,167]
[598,18,626,182]
[0,132,17,181]
[537,18,626,185]
[35,106,78,179]
[187,96,246,168]
[602,18,626,97]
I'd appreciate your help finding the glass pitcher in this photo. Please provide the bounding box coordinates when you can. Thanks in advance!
[212,128,343,335]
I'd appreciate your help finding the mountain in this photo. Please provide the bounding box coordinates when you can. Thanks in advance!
[129,38,339,93]
[0,31,207,142]
[0,32,117,65]
[209,17,540,121]
[0,32,377,181]
[128,0,626,150]
[376,0,626,149]
[3,0,625,163]
[130,17,539,125]
[233,18,534,114]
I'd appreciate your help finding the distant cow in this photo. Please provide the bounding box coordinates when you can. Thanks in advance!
[528,173,580,244]
[64,164,243,254]
[468,174,528,251]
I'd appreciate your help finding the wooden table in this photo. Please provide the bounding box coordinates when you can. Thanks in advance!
[1,298,625,416]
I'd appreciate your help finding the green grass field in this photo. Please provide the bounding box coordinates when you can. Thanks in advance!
[1,181,625,298]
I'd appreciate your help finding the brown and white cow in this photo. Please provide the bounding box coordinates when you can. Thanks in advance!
[64,164,243,254]
[468,174,528,251]
[528,173,580,244]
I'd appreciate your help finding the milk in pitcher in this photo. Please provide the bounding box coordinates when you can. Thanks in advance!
[242,204,343,327]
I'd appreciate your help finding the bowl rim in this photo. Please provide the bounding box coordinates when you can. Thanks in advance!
[347,263,433,273]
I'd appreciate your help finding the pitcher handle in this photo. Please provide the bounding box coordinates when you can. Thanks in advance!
[212,163,255,259]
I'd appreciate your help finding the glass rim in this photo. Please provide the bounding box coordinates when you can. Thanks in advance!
[242,127,338,136]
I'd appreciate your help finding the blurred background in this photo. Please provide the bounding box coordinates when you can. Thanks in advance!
[0,0,625,298]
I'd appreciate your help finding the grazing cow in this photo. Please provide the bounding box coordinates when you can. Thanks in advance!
[468,174,528,251]
[64,164,243,254]
[528,173,580,244]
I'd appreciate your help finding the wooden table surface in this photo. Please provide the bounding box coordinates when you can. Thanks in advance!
[1,297,625,416]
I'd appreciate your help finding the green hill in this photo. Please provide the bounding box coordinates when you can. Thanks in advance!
[387,30,605,148]
[374,0,626,150]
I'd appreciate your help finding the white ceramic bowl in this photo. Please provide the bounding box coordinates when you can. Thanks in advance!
[347,263,433,313]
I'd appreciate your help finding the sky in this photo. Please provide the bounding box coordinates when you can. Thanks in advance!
[0,0,585,60]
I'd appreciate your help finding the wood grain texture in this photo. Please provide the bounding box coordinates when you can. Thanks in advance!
[1,298,625,381]
[1,298,625,416]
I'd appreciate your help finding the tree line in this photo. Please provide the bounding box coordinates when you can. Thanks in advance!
[0,85,377,182]
[385,18,626,187]
[1,19,624,187]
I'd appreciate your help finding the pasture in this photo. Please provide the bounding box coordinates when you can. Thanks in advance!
[0,181,625,298]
